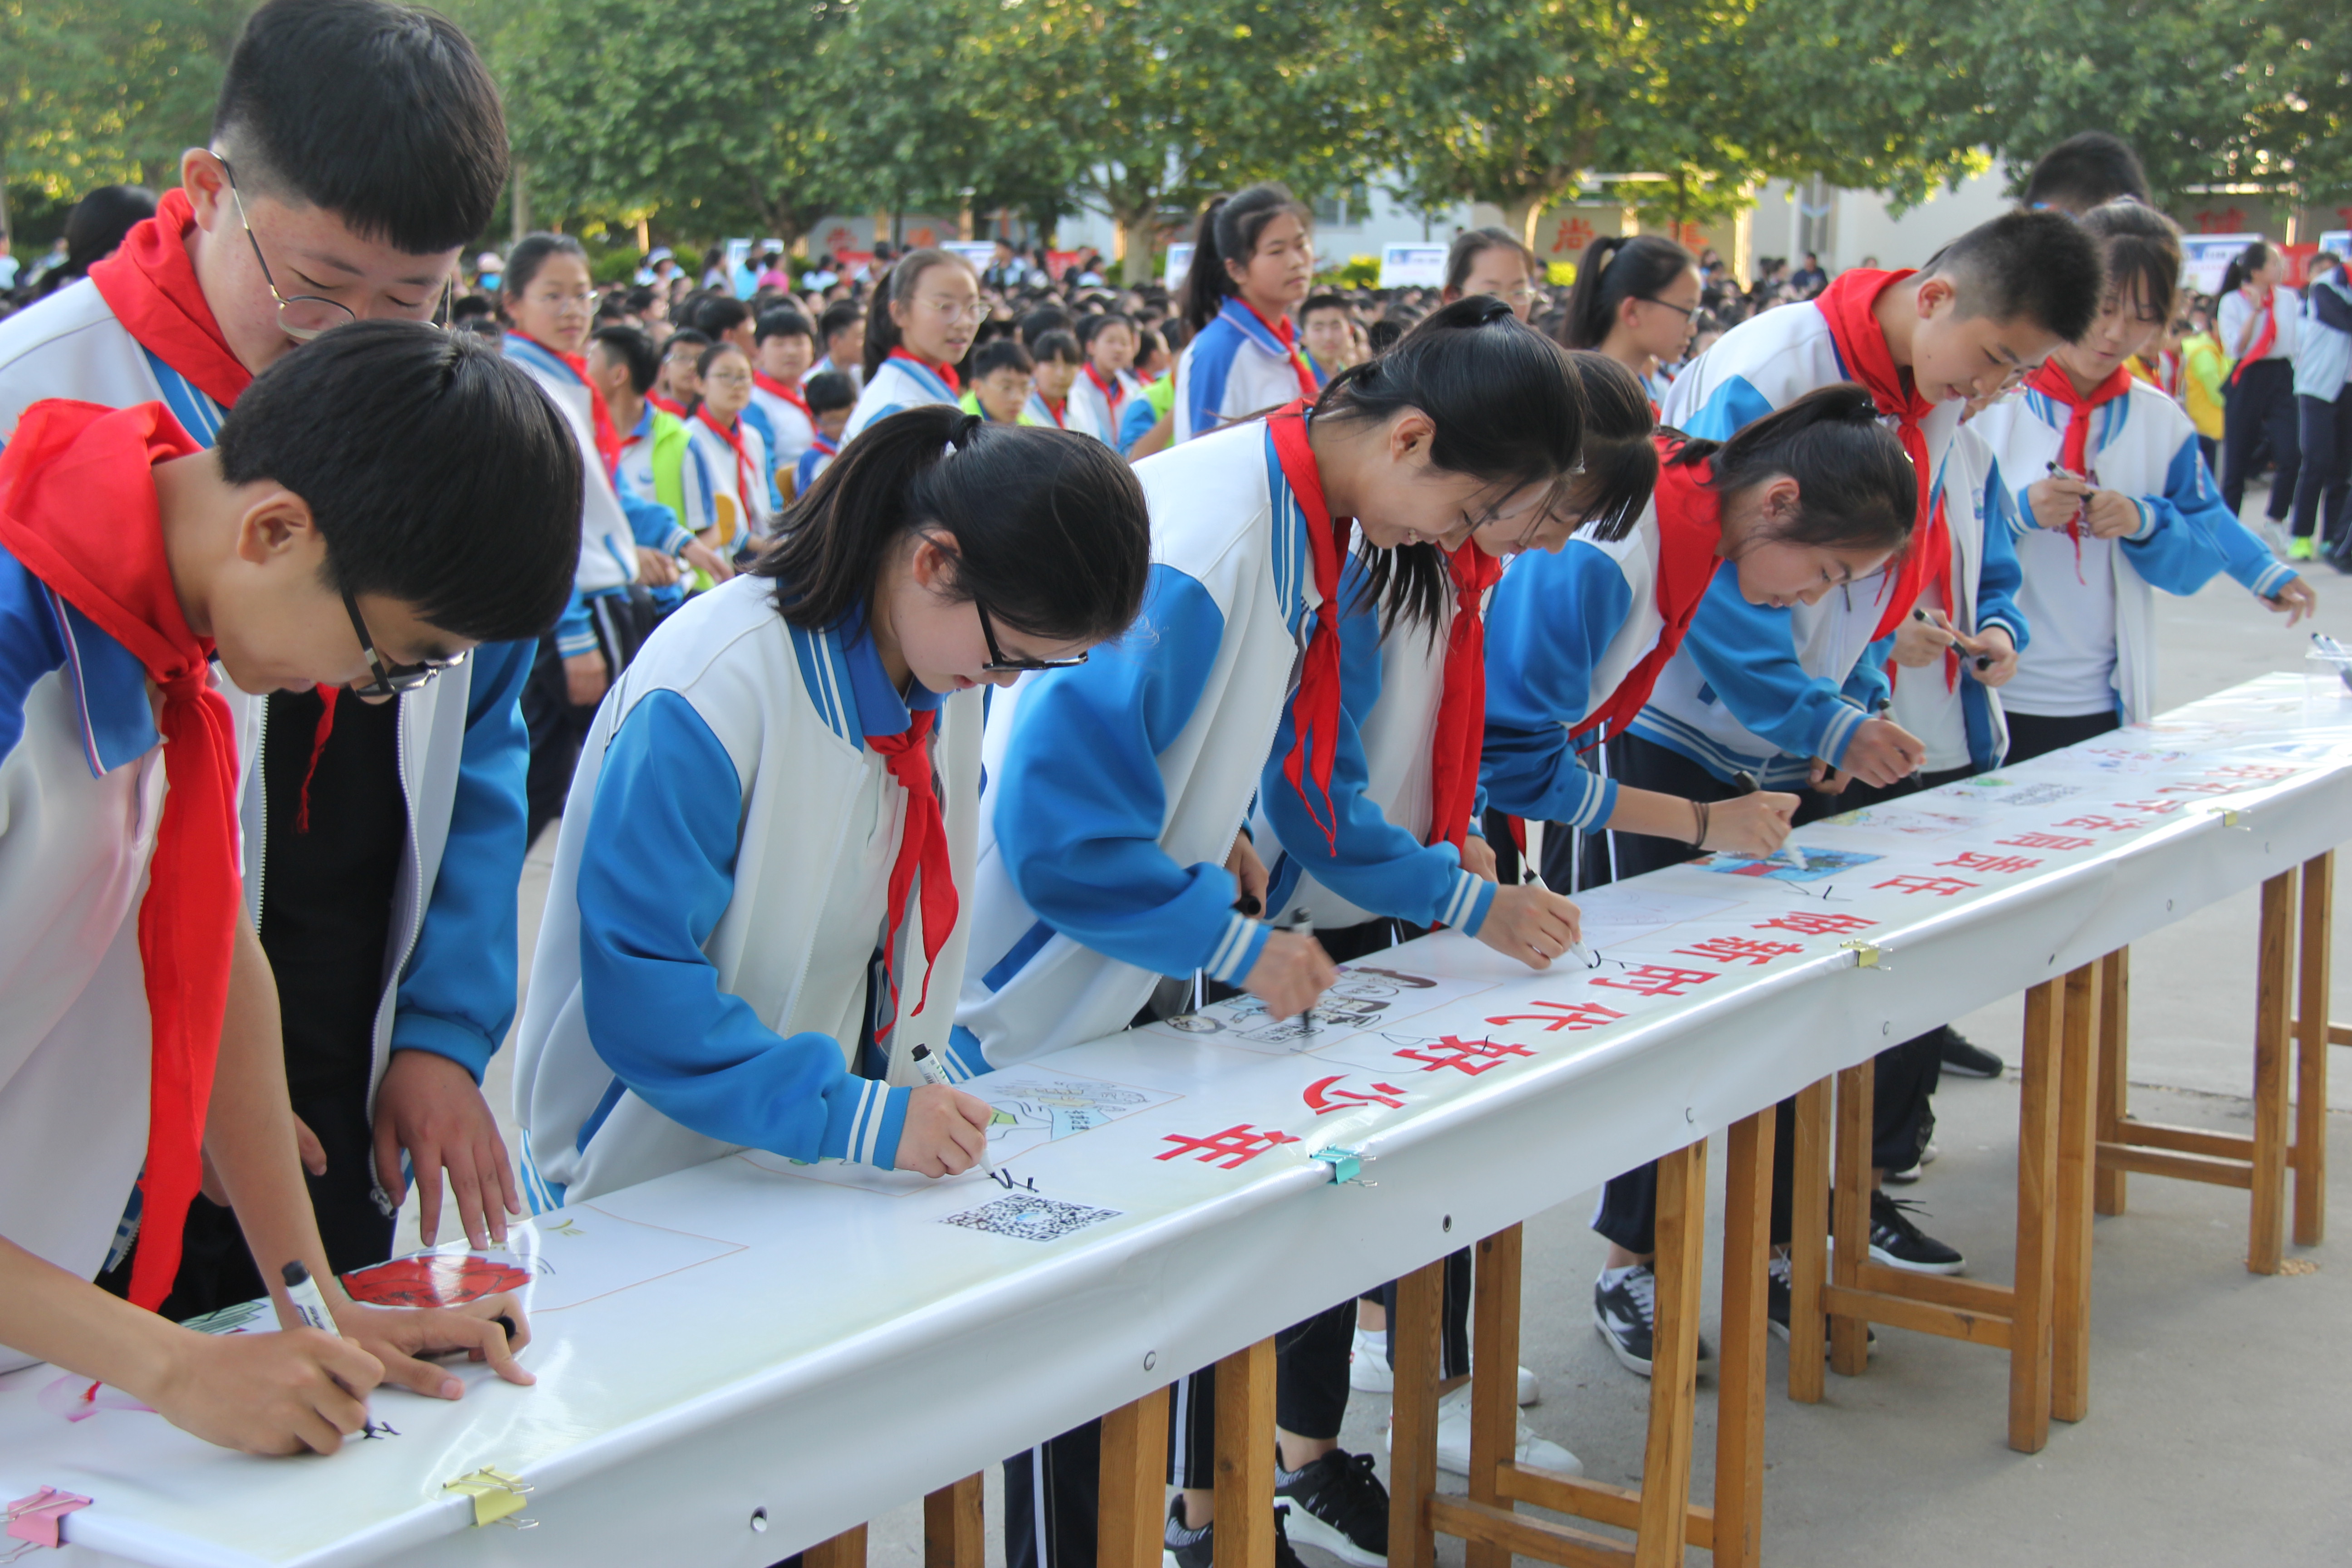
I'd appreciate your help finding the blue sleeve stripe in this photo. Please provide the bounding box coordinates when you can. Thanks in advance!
[1439,868,1484,930]
[1205,913,1262,984]
[847,1079,887,1164]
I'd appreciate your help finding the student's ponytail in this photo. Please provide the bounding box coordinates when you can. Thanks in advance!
[1181,183,1313,332]
[1669,383,1914,553]
[862,248,979,380]
[754,405,1150,644]
[1560,351,1660,544]
[1319,295,1586,637]
[2220,240,2274,299]
[1558,234,1695,351]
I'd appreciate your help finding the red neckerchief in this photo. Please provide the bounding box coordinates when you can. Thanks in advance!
[2230,287,2276,383]
[1268,399,1350,849]
[889,347,961,397]
[754,369,813,421]
[1573,437,1726,745]
[696,405,759,518]
[866,708,955,1026]
[810,432,839,458]
[515,333,622,476]
[1037,395,1068,429]
[0,402,238,1313]
[1815,268,1951,648]
[1084,363,1127,419]
[88,189,254,410]
[648,392,687,418]
[1428,541,1503,851]
[1243,301,1322,400]
[2026,358,2133,588]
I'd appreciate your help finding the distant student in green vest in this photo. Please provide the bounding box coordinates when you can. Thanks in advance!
[589,324,734,599]
[961,338,1036,426]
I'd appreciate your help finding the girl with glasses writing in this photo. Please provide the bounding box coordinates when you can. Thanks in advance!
[512,407,1150,1212]
[844,248,985,443]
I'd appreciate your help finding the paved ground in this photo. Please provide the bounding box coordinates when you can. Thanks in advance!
[420,483,2352,1565]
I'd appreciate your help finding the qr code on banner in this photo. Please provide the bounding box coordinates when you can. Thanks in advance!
[941,1195,1122,1243]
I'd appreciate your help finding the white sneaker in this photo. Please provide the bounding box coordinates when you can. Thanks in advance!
[1351,1326,1538,1406]
[1348,1325,1392,1393]
[1387,1386,1581,1478]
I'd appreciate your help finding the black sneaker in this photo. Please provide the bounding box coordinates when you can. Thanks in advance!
[1592,1264,1715,1378]
[1869,1190,1966,1274]
[1275,1450,1387,1568]
[1935,1024,2004,1078]
[1165,1497,1309,1568]
[1765,1254,1875,1350]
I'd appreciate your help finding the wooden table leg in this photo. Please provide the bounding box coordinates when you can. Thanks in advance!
[2052,961,2102,1425]
[1387,1259,1446,1568]
[2251,871,2295,1275]
[2295,851,2332,1249]
[2093,949,2131,1216]
[1096,1386,1170,1568]
[1213,1338,1276,1568]
[1828,1062,1873,1379]
[2009,977,2065,1454]
[805,1523,868,1568]
[924,1475,984,1568]
[1465,1226,1521,1568]
[1632,1138,1706,1568]
[1713,1109,1775,1568]
[1787,1078,1832,1404]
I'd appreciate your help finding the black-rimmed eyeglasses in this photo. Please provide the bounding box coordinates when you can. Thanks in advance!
[343,588,467,699]
[976,598,1086,673]
[216,153,453,340]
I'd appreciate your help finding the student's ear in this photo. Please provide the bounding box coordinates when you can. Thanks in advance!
[181,149,230,234]
[910,530,964,595]
[232,487,323,568]
[1755,475,1803,525]
[1387,407,1438,466]
[1915,275,1958,319]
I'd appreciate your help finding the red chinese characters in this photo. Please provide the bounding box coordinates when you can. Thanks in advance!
[1303,1076,1411,1115]
[1157,1124,1302,1169]
[1997,832,2094,851]
[1935,851,2041,874]
[1391,1034,1538,1075]
[1484,1000,1627,1032]
[1674,936,1803,966]
[1754,911,1877,936]
[1591,965,1717,998]
[1874,875,1977,897]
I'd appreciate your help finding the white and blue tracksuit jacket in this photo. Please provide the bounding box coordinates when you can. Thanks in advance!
[513,577,983,1206]
[1251,550,1497,934]
[843,355,960,443]
[0,282,534,1114]
[1174,299,1312,445]
[504,334,647,658]
[957,419,1420,1066]
[1641,300,1946,784]
[1480,499,1709,828]
[1972,379,2289,725]
[1884,424,2029,774]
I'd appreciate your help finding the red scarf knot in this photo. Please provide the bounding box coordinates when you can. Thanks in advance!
[866,709,956,1029]
[2025,359,2132,588]
[2230,288,2276,384]
[754,370,813,421]
[696,405,761,528]
[889,347,961,397]
[1242,301,1322,401]
[0,401,241,1313]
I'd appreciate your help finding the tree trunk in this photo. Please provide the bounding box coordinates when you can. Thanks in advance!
[510,163,530,247]
[1118,206,1161,287]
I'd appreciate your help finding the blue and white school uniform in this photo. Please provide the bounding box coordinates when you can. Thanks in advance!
[1250,548,1497,935]
[1481,504,1714,831]
[1639,305,1932,783]
[843,353,961,443]
[1885,425,2029,774]
[750,380,818,474]
[1973,379,2283,724]
[614,406,715,539]
[796,434,840,493]
[503,334,642,662]
[512,576,985,1206]
[955,421,1338,1066]
[1022,389,1112,444]
[0,545,191,1365]
[686,411,777,546]
[0,280,535,1171]
[1173,299,1318,444]
[1068,367,1137,448]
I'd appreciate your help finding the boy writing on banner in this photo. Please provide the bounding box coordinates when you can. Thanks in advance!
[0,320,573,1452]
[0,0,548,1312]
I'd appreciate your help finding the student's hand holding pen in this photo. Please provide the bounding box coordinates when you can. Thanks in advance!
[1476,884,1582,969]
[1225,831,1269,914]
[1703,790,1798,855]
[1818,716,1926,790]
[1244,928,1338,1022]
[898,1085,993,1178]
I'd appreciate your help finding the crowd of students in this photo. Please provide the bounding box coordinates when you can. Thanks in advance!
[0,1,2327,1560]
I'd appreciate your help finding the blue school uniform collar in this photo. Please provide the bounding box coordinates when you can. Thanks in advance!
[1257,422,1317,640]
[628,405,656,441]
[502,333,579,383]
[1218,296,1295,361]
[835,598,946,739]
